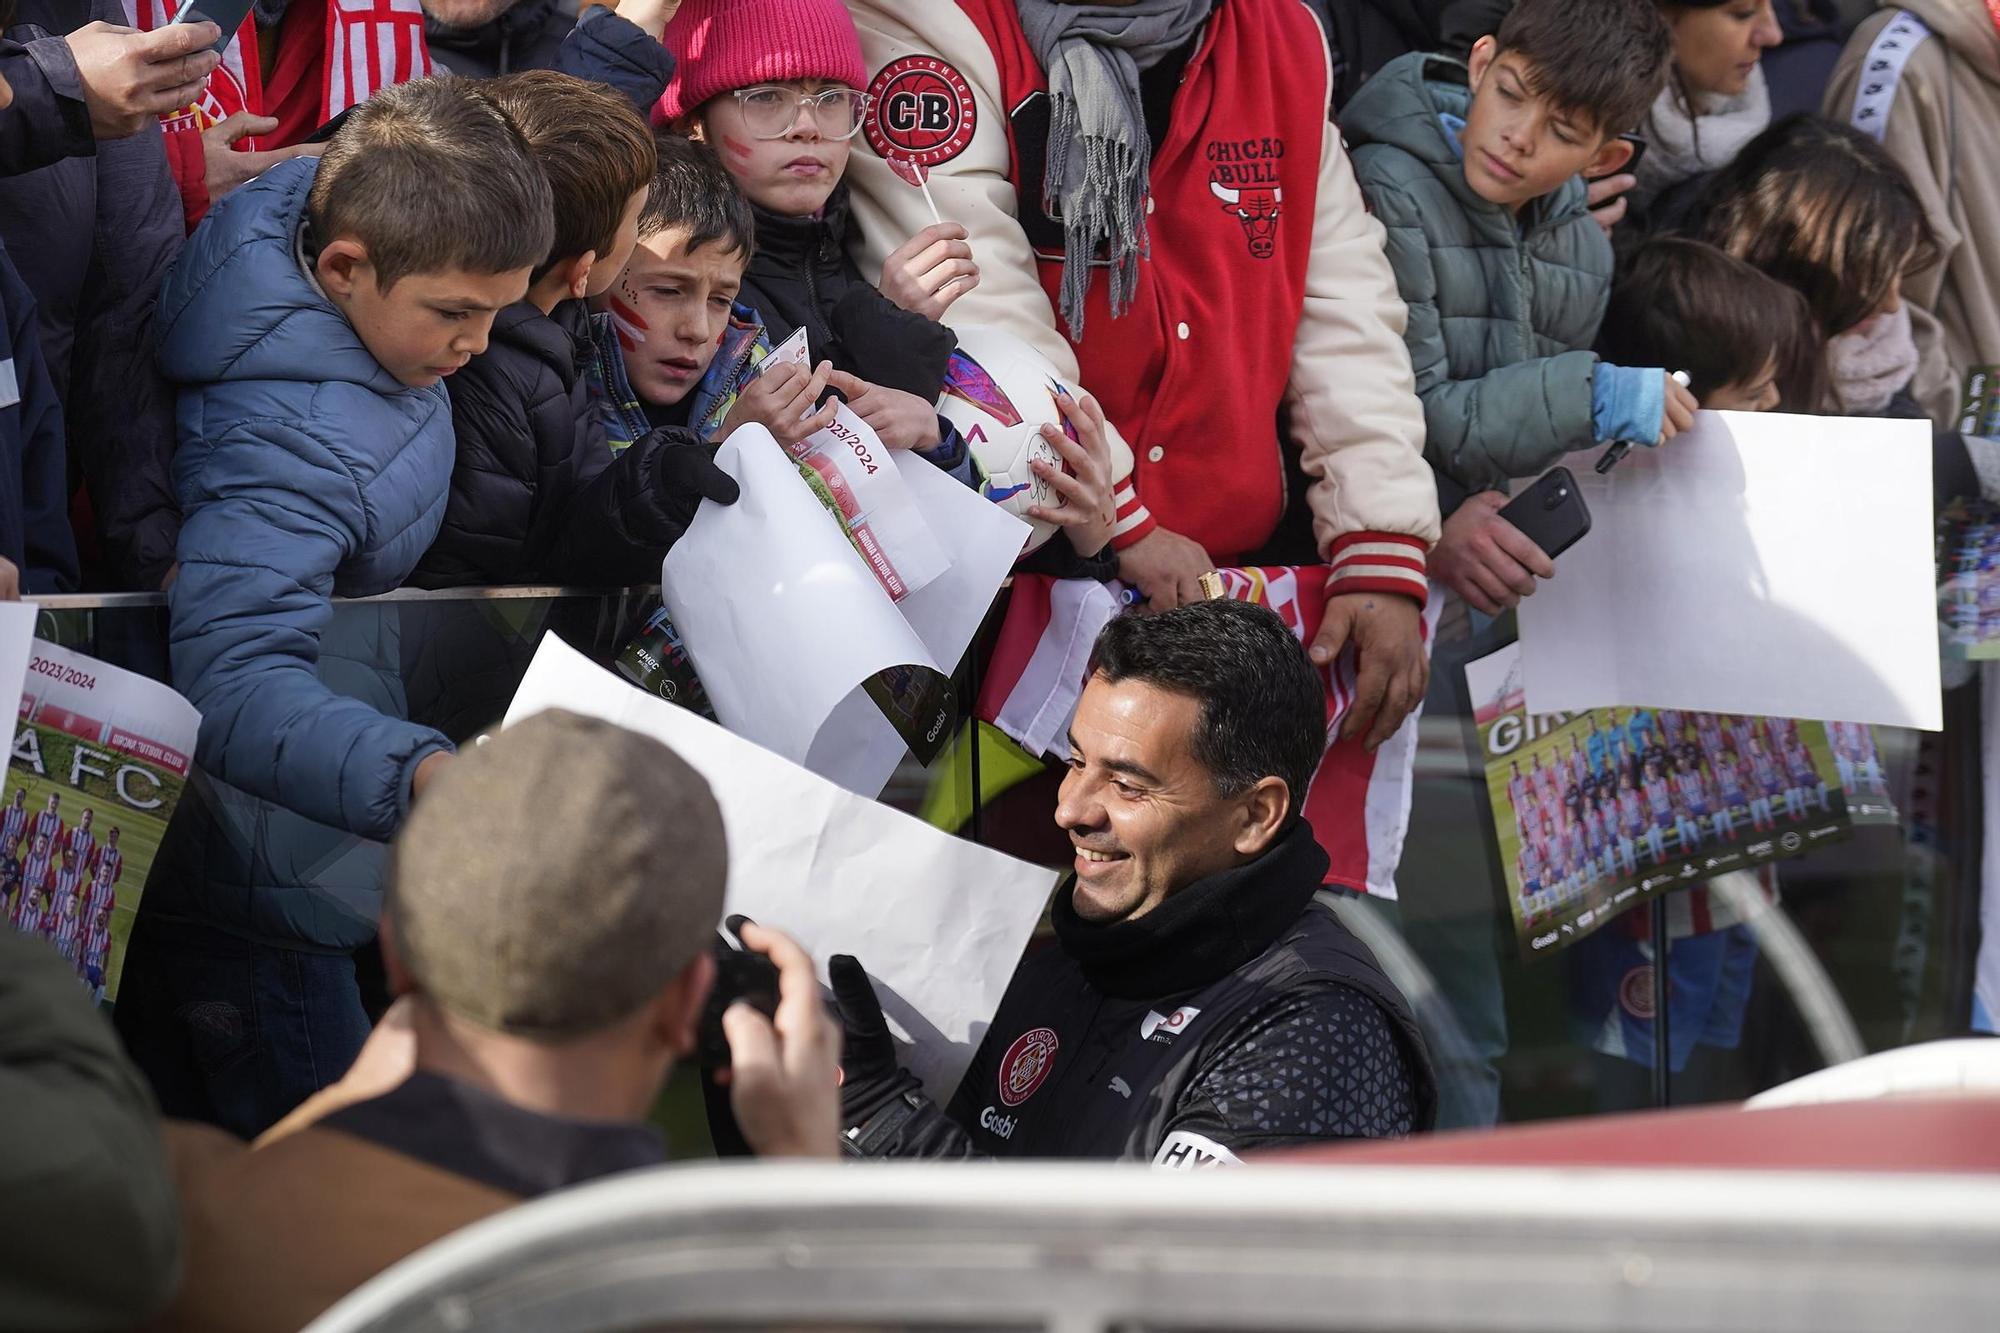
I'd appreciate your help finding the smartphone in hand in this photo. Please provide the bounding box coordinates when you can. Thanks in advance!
[171,0,256,52]
[1499,467,1592,560]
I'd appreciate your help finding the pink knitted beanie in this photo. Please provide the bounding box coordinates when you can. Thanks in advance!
[656,0,868,123]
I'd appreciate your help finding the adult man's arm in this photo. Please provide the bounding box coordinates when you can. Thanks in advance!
[68,39,184,589]
[554,0,678,116]
[1151,984,1420,1168]
[0,36,92,175]
[843,0,1149,550]
[1286,106,1442,744]
[828,954,987,1159]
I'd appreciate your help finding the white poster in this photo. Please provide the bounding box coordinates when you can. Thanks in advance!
[663,425,1028,797]
[2,631,201,1004]
[504,635,1058,1103]
[1518,411,1940,730]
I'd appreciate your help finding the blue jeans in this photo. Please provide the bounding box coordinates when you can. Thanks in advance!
[113,913,371,1140]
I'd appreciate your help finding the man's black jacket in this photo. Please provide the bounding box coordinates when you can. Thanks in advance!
[849,824,1438,1164]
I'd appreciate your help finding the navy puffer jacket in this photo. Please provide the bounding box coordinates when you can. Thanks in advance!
[156,155,453,849]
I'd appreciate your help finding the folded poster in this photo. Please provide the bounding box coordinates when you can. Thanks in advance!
[663,425,1028,798]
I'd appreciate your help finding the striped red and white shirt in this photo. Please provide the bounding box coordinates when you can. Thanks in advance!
[0,803,27,854]
[48,897,83,962]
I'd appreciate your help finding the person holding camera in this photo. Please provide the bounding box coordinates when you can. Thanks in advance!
[153,710,841,1333]
[833,601,1437,1165]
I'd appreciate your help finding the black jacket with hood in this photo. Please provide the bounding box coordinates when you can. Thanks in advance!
[740,183,956,399]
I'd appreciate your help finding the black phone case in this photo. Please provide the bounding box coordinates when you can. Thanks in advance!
[1499,467,1592,559]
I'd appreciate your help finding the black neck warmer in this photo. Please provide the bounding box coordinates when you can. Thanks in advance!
[1051,822,1329,1000]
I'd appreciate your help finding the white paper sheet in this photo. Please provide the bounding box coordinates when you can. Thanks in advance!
[1517,411,1941,730]
[0,601,36,728]
[503,635,1058,1103]
[662,426,1028,797]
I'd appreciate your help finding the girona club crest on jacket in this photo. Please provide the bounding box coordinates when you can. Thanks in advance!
[997,1026,1059,1106]
[1206,135,1287,259]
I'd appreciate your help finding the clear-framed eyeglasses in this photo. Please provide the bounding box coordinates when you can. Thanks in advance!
[730,85,872,141]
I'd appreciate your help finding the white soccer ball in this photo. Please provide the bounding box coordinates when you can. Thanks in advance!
[936,326,1077,554]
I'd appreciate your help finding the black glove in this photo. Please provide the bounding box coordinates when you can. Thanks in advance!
[829,953,920,1126]
[646,432,740,519]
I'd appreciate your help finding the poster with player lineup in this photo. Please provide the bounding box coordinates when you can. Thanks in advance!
[1466,641,1891,960]
[1,639,199,1005]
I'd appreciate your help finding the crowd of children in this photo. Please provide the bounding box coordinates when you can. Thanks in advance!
[0,0,1994,1136]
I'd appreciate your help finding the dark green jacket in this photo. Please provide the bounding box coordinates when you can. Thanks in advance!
[0,930,181,1328]
[1345,52,1613,490]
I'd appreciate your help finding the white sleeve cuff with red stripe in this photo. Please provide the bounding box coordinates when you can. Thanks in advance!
[1109,479,1155,550]
[1327,532,1429,605]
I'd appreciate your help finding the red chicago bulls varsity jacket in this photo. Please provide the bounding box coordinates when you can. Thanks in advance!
[845,0,1440,601]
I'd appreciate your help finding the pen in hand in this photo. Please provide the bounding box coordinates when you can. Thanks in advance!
[1596,370,1692,475]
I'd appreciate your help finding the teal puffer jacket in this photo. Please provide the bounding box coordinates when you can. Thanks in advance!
[1345,53,1614,490]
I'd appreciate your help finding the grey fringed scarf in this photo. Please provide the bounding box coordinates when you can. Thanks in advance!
[1016,0,1214,339]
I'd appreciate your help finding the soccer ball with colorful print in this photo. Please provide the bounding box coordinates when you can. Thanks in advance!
[936,325,1077,555]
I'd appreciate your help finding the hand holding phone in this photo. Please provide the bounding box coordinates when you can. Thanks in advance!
[1433,488,1563,616]
[171,0,257,52]
[1498,467,1592,560]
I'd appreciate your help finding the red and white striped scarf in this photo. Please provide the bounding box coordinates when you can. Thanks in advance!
[977,570,1437,898]
[123,0,431,144]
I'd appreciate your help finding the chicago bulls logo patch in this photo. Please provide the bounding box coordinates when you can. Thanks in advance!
[866,56,978,167]
[997,1026,1059,1107]
[1206,135,1286,259]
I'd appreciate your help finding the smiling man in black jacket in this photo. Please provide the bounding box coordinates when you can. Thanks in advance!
[835,599,1437,1165]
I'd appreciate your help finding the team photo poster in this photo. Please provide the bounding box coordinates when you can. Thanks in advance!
[1,639,199,1005]
[1466,642,1894,959]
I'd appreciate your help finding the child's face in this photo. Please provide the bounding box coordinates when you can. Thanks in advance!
[585,188,651,300]
[1462,40,1629,212]
[697,80,857,218]
[1665,1,1782,99]
[610,225,748,408]
[319,242,531,389]
[1704,353,1780,412]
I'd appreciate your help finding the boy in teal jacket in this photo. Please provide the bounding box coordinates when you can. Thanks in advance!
[1344,0,1693,497]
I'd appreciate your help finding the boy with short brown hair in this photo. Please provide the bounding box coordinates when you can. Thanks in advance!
[144,77,553,1136]
[412,70,739,588]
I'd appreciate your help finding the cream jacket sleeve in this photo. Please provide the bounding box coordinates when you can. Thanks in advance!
[1287,110,1442,596]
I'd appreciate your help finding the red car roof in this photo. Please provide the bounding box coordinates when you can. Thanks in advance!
[1273,1098,2000,1173]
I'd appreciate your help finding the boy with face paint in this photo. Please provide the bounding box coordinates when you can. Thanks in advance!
[410,72,741,590]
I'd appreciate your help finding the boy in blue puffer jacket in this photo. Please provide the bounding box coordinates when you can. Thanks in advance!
[1344,0,1697,611]
[125,79,552,1138]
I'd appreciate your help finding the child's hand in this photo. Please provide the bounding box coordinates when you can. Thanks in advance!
[1432,490,1555,616]
[724,359,838,449]
[1027,390,1117,558]
[825,370,939,450]
[1659,374,1698,444]
[879,222,980,322]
